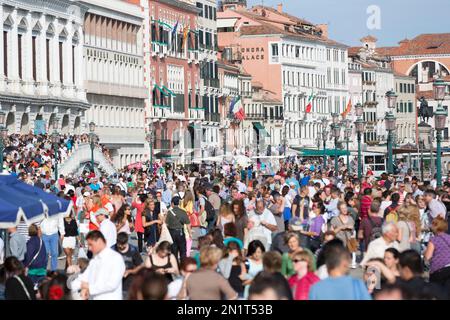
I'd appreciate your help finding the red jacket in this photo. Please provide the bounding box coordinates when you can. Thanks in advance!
[288,272,320,300]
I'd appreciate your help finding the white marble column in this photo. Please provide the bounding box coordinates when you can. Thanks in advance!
[9,9,20,93]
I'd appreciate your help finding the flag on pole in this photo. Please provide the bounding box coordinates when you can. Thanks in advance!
[171,21,179,49]
[181,25,189,49]
[232,97,245,121]
[341,98,352,118]
[305,91,315,113]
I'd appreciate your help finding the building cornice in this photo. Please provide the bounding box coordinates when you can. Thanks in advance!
[79,0,143,25]
[156,0,201,14]
[0,93,90,109]
[390,53,450,60]
[3,0,89,21]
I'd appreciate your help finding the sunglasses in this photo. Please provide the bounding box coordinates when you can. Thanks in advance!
[185,268,196,273]
[292,259,307,263]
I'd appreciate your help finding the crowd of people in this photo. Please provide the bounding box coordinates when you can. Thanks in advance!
[1,134,450,300]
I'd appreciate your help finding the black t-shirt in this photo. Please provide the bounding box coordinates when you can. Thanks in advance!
[114,244,143,291]
[292,195,310,220]
[115,244,143,270]
[64,219,79,237]
[396,277,448,300]
[5,275,37,300]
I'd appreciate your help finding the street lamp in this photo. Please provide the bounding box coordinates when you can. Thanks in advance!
[385,90,397,174]
[88,122,98,174]
[0,111,7,173]
[331,113,341,176]
[51,117,60,181]
[355,116,365,180]
[321,118,329,168]
[434,78,447,187]
[146,121,154,175]
[343,119,352,175]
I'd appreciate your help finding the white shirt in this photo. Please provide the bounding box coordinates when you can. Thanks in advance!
[379,201,392,218]
[167,277,184,299]
[64,184,75,194]
[100,219,117,247]
[360,237,399,266]
[0,237,4,265]
[40,215,65,237]
[237,181,247,193]
[248,208,277,247]
[77,247,125,300]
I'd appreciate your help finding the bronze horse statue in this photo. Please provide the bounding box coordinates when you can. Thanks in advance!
[418,97,433,123]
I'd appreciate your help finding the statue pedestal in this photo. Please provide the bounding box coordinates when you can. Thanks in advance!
[418,122,432,150]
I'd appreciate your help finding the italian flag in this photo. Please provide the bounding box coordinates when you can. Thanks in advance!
[341,98,352,118]
[305,92,315,114]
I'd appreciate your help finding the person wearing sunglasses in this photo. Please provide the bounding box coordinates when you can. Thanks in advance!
[288,251,320,300]
[167,257,198,300]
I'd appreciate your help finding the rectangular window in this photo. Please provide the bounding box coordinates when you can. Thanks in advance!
[72,45,75,84]
[46,39,50,81]
[196,2,203,17]
[204,5,209,19]
[59,42,63,82]
[32,36,37,81]
[271,43,279,56]
[18,34,23,79]
[3,31,7,77]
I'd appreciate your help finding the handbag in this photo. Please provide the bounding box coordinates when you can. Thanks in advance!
[158,223,173,244]
[188,212,201,228]
[339,216,358,253]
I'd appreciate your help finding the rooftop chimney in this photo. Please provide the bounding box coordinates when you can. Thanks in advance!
[277,3,283,13]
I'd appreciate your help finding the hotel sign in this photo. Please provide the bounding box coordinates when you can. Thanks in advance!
[241,47,265,60]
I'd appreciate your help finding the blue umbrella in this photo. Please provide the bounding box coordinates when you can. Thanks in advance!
[0,175,73,227]
[0,184,45,227]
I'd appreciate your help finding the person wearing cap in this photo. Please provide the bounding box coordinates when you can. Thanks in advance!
[166,196,191,261]
[96,208,117,248]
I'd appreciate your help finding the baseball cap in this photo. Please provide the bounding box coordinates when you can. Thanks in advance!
[95,208,109,217]
[83,191,91,197]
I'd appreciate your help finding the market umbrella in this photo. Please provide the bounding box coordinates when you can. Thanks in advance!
[0,174,72,228]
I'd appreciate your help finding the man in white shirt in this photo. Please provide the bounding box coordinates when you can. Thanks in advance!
[424,190,447,219]
[40,215,65,271]
[77,231,125,300]
[361,222,399,266]
[95,208,117,248]
[247,199,277,251]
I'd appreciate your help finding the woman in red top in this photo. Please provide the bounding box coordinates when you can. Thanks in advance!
[288,251,319,300]
[132,192,146,253]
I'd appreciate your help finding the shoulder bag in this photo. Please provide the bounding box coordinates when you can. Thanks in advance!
[13,275,32,300]
[339,216,358,253]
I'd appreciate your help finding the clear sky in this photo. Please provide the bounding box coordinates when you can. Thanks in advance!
[246,0,450,47]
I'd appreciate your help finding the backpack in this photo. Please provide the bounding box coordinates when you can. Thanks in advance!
[203,196,216,223]
[385,206,399,223]
[368,216,383,242]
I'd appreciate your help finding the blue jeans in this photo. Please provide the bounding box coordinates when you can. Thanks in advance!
[42,233,59,271]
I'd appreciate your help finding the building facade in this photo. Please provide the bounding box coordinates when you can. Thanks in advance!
[0,0,88,135]
[218,2,349,153]
[349,36,395,146]
[378,33,450,147]
[196,0,221,156]
[394,74,417,145]
[81,0,147,169]
[143,0,202,164]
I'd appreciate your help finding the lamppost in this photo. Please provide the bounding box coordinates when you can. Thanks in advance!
[88,122,98,173]
[51,117,60,181]
[146,121,154,174]
[434,78,448,188]
[343,119,352,175]
[283,119,288,156]
[331,113,340,176]
[385,90,398,174]
[321,118,329,168]
[0,111,7,173]
[222,119,230,159]
[316,136,321,151]
[354,103,365,181]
